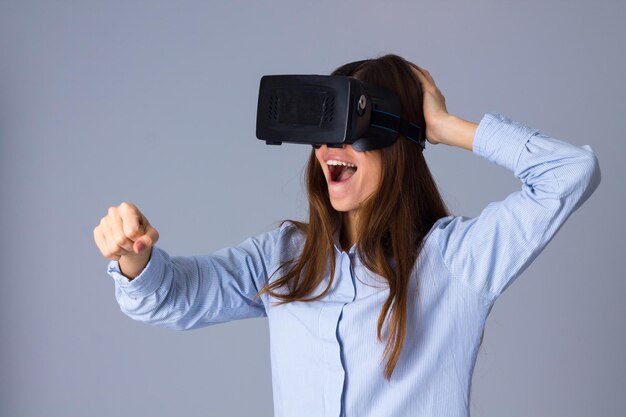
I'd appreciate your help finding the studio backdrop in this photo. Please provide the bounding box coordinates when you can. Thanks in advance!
[0,1,624,416]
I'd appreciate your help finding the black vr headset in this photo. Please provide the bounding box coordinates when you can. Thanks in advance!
[255,60,426,152]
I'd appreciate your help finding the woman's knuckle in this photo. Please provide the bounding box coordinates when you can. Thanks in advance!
[120,201,136,212]
[114,234,127,247]
[129,227,141,238]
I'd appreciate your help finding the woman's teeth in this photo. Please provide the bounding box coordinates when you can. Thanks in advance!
[327,160,357,182]
[327,159,357,168]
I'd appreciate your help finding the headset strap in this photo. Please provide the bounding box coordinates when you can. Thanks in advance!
[370,109,426,149]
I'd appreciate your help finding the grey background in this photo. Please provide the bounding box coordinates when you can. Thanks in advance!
[0,1,624,416]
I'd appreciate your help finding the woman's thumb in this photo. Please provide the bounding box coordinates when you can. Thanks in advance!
[133,226,159,254]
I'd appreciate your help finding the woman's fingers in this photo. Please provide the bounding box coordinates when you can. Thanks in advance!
[412,65,444,101]
[118,202,144,239]
[94,219,122,260]
[108,207,135,253]
[411,65,449,144]
[133,221,159,254]
[412,65,434,90]
[118,203,160,253]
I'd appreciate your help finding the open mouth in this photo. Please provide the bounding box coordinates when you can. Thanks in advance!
[327,160,357,182]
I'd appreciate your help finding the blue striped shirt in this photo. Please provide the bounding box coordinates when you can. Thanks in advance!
[108,113,601,417]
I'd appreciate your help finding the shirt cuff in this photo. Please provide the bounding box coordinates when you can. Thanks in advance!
[107,246,166,298]
[473,112,540,172]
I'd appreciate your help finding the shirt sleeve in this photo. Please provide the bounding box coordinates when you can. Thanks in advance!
[107,224,289,330]
[434,112,601,301]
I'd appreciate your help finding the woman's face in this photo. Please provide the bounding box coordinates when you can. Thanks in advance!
[314,145,382,214]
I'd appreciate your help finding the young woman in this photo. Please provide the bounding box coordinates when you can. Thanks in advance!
[94,54,600,417]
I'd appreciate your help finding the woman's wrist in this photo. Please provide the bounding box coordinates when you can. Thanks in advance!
[119,247,152,280]
[429,114,478,151]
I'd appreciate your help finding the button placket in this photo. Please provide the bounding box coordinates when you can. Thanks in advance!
[318,251,355,416]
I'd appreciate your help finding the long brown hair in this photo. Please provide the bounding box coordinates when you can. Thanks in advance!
[257,54,449,380]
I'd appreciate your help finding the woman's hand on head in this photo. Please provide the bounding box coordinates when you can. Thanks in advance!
[93,202,159,279]
[411,66,477,151]
[411,66,450,145]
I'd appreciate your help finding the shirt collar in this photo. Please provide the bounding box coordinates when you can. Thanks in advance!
[332,231,357,255]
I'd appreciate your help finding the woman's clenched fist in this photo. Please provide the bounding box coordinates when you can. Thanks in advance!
[93,202,159,279]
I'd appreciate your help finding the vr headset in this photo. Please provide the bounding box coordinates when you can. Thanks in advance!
[256,69,425,152]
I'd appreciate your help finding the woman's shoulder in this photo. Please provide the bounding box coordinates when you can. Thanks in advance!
[426,214,467,236]
[278,220,307,244]
[422,213,476,252]
[248,220,307,253]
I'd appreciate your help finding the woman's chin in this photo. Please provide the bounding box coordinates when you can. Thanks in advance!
[329,198,357,213]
